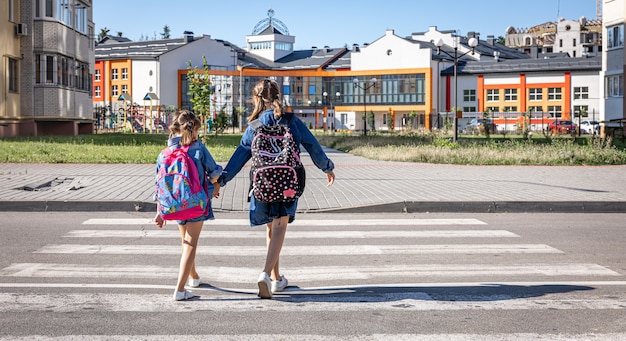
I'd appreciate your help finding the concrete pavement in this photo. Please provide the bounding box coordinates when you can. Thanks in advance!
[1,148,625,213]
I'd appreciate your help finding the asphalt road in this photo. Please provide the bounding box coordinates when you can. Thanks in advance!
[1,211,625,340]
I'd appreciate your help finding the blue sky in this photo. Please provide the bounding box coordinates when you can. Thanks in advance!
[94,0,598,50]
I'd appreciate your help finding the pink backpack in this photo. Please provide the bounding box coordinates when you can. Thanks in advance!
[155,143,209,220]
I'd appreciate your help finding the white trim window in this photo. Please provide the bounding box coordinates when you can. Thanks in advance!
[607,24,624,49]
[547,105,562,117]
[112,85,118,97]
[573,86,589,100]
[95,69,101,81]
[605,74,624,97]
[95,86,101,98]
[121,68,128,80]
[463,89,476,102]
[504,88,518,101]
[486,89,499,102]
[548,88,562,100]
[573,105,589,117]
[529,88,542,101]
[111,69,118,80]
[8,57,18,92]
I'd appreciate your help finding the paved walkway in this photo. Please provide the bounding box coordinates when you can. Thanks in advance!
[1,148,625,213]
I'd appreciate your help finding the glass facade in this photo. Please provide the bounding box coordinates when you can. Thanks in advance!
[280,74,426,108]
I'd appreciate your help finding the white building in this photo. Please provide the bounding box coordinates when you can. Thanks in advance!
[601,0,625,130]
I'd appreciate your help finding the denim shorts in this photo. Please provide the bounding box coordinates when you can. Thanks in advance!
[249,197,297,226]
[176,204,215,226]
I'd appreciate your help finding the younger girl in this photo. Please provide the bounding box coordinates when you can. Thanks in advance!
[153,110,223,301]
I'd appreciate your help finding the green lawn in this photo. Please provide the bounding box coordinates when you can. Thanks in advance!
[1,132,625,165]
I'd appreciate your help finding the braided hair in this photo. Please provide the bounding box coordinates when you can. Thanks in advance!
[248,78,284,121]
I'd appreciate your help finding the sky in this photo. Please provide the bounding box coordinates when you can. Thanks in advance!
[93,0,598,50]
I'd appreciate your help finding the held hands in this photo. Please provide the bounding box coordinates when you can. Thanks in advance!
[153,213,165,228]
[327,171,336,187]
[211,182,221,198]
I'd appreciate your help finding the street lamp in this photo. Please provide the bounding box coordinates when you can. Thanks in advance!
[237,65,245,131]
[323,91,341,132]
[353,77,377,136]
[436,36,478,142]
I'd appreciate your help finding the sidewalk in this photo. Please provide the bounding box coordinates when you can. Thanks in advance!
[1,148,625,213]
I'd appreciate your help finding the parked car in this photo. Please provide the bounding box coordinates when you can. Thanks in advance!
[580,120,600,134]
[464,118,497,135]
[548,120,576,134]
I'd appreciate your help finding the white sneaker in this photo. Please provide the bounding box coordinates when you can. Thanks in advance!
[257,272,272,299]
[271,275,288,293]
[173,290,195,301]
[186,277,201,288]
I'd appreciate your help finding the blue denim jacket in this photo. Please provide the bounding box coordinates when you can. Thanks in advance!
[218,110,334,187]
[155,137,223,195]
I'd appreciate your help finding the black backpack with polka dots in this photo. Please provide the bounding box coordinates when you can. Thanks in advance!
[249,112,306,203]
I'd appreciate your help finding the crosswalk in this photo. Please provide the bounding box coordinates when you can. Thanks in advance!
[1,215,625,339]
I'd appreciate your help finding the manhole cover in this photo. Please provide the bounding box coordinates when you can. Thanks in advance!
[14,177,74,191]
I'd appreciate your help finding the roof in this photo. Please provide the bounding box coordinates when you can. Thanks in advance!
[97,35,132,44]
[95,36,205,60]
[441,55,601,75]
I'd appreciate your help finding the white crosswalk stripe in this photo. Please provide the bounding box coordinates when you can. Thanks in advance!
[65,229,519,239]
[1,291,625,312]
[3,334,626,341]
[32,243,563,255]
[81,218,488,226]
[1,216,624,340]
[2,263,618,281]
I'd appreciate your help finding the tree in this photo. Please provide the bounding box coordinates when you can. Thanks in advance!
[161,25,171,39]
[186,56,213,134]
[497,36,506,45]
[117,31,123,37]
[97,27,110,42]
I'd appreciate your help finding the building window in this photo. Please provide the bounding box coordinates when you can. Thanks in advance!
[486,89,499,101]
[605,74,624,97]
[95,86,101,97]
[95,69,101,81]
[58,0,71,26]
[486,106,499,113]
[573,105,589,117]
[503,106,517,112]
[504,89,518,101]
[463,89,476,102]
[548,88,562,100]
[574,86,589,100]
[8,0,15,21]
[112,69,118,80]
[604,75,624,97]
[528,106,543,112]
[547,105,562,117]
[463,106,476,112]
[122,68,128,80]
[45,0,53,17]
[607,24,624,48]
[529,88,542,101]
[122,84,128,93]
[8,58,18,92]
[46,55,55,83]
[112,85,118,97]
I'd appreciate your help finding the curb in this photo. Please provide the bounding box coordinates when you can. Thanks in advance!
[2,200,626,214]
